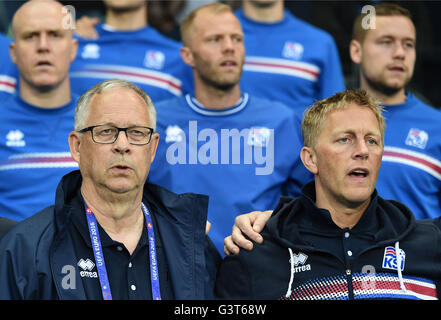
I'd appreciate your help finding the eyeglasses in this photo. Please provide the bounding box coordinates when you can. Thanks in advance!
[78,124,154,145]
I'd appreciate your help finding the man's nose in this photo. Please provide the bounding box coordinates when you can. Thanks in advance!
[392,42,406,59]
[222,37,235,53]
[354,139,369,159]
[112,130,131,154]
[37,34,50,52]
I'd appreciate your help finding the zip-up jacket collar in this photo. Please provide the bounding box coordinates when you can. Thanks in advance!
[267,182,416,252]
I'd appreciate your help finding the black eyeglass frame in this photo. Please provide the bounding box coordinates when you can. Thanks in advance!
[78,124,155,145]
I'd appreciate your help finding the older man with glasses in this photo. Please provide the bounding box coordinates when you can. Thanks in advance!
[0,79,220,300]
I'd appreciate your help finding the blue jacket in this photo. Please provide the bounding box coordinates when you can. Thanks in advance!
[0,170,220,299]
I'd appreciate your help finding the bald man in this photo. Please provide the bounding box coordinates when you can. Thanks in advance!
[0,0,79,221]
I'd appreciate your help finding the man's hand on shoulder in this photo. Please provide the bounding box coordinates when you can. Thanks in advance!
[224,210,272,256]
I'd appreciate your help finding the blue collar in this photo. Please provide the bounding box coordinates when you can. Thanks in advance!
[185,93,249,116]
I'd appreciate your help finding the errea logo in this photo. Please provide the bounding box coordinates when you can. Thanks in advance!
[289,251,311,273]
[6,130,25,147]
[77,258,98,278]
[81,44,100,59]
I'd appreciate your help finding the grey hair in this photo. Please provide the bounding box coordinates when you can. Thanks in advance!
[74,79,157,131]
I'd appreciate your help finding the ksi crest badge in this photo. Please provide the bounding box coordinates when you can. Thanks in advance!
[405,128,428,149]
[247,127,272,147]
[382,246,405,271]
[144,50,165,69]
[282,41,304,60]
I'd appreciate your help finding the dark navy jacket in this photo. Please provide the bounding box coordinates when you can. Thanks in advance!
[0,170,220,299]
[0,217,17,239]
[215,182,441,300]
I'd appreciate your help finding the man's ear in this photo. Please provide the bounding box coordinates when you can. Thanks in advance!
[148,132,160,164]
[68,131,81,165]
[9,42,17,65]
[349,39,362,65]
[300,146,318,175]
[180,46,195,67]
[70,38,78,62]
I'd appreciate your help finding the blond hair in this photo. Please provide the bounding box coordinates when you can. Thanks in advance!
[352,3,412,43]
[302,90,386,148]
[180,2,233,46]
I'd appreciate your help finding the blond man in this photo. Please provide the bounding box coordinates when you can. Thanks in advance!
[215,89,441,300]
[148,2,311,254]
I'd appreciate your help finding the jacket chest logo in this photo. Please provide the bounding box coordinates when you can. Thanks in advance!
[282,41,304,60]
[405,128,428,149]
[6,129,25,147]
[144,50,165,69]
[382,246,406,271]
[78,258,98,278]
[81,44,100,59]
[289,250,311,273]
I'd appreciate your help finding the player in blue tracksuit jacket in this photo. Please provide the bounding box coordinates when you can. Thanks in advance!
[70,23,193,101]
[70,0,193,101]
[0,33,18,100]
[147,3,312,255]
[377,93,441,219]
[236,2,345,112]
[0,0,80,221]
[148,93,312,254]
[348,3,441,219]
[0,94,79,221]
